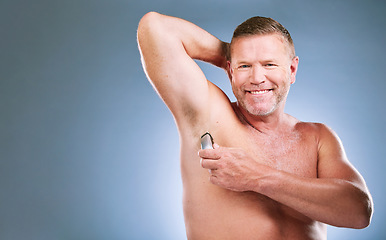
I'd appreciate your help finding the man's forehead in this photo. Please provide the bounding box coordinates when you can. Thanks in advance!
[231,33,287,49]
[230,34,291,61]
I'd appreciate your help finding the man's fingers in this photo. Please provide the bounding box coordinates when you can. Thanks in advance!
[198,148,221,160]
[210,174,219,186]
[199,144,222,171]
[200,159,219,170]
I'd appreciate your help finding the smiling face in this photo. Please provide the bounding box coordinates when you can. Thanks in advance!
[229,33,299,117]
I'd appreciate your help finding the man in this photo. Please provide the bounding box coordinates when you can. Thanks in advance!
[137,12,373,239]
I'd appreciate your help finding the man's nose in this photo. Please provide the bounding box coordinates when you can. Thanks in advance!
[250,65,265,84]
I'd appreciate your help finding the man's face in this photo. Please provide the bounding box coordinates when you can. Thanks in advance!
[228,34,299,117]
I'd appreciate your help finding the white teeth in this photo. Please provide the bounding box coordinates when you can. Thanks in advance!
[250,90,269,94]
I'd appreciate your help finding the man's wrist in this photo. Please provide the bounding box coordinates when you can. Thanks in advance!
[252,167,283,195]
[221,41,230,62]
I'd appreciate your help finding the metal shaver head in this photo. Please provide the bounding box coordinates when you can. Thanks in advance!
[200,132,214,149]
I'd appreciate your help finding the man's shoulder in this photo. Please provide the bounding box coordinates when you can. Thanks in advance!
[284,114,323,131]
[293,120,331,136]
[295,121,326,129]
[293,121,340,145]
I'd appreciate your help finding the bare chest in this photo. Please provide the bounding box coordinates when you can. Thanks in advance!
[218,127,319,178]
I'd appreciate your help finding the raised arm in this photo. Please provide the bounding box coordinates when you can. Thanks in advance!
[137,12,228,129]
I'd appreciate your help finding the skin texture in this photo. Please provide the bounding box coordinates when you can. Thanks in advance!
[137,12,373,240]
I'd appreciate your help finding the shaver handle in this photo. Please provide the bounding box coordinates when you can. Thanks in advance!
[201,132,214,149]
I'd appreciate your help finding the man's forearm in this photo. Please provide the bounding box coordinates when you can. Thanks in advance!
[139,12,228,69]
[175,18,229,69]
[256,170,373,228]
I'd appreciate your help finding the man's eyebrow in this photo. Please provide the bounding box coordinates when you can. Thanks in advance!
[235,59,278,65]
[261,58,279,62]
[234,59,251,64]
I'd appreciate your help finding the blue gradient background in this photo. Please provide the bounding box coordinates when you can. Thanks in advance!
[1,0,385,239]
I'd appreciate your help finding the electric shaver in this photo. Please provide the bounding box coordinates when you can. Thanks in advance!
[200,132,214,149]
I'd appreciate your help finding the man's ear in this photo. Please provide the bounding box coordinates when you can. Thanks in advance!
[290,56,299,84]
[227,60,233,82]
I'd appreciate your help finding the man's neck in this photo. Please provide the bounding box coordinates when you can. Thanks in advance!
[235,102,289,134]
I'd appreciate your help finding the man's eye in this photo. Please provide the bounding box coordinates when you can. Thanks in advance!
[238,65,251,69]
[265,63,276,67]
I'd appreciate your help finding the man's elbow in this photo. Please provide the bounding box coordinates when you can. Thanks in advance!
[138,12,159,28]
[352,196,373,229]
[137,11,168,56]
[137,11,161,38]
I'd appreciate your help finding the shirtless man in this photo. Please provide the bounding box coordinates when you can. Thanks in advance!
[137,12,373,239]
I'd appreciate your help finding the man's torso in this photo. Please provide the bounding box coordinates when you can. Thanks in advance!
[179,83,326,240]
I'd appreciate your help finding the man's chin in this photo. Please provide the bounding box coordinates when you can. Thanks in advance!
[249,109,273,117]
[240,102,275,117]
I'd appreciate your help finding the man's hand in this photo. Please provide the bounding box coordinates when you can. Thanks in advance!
[199,144,268,192]
[221,42,232,80]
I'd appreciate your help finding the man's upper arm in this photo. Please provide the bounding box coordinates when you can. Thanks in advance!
[317,124,366,188]
[137,12,213,127]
